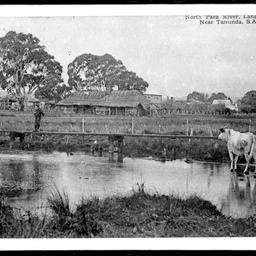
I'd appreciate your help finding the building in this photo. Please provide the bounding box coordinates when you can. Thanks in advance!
[144,94,162,108]
[56,89,152,116]
[0,95,19,110]
[212,99,238,112]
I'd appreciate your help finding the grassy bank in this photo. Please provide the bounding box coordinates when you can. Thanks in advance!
[1,184,256,238]
[0,132,230,163]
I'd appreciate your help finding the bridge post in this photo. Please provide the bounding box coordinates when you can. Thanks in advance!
[108,136,114,162]
[91,145,95,155]
[117,138,124,163]
[108,135,124,162]
[99,146,103,157]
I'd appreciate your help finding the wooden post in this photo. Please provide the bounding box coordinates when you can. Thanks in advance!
[91,144,95,156]
[158,124,161,134]
[99,146,103,157]
[117,138,124,163]
[131,118,135,134]
[209,125,213,137]
[161,148,167,161]
[105,124,109,133]
[22,121,25,132]
[108,138,114,162]
[82,118,85,133]
[186,119,189,136]
[249,119,252,132]
[189,128,193,142]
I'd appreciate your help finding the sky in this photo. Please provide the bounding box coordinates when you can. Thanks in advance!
[1,5,256,101]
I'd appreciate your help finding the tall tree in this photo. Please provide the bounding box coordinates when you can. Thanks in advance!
[240,90,256,113]
[68,53,149,93]
[35,78,71,103]
[0,31,63,105]
[208,92,227,103]
[187,91,206,102]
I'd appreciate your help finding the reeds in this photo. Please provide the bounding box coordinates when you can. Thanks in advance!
[1,183,256,237]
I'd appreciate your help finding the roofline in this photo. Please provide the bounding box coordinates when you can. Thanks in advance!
[56,103,149,108]
[144,93,162,96]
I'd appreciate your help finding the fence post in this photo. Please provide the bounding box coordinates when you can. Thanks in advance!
[186,119,189,136]
[209,125,213,137]
[189,128,193,143]
[99,146,103,157]
[249,119,252,132]
[131,118,135,134]
[117,138,124,163]
[82,118,85,133]
[158,124,161,134]
[105,123,109,133]
[108,136,114,162]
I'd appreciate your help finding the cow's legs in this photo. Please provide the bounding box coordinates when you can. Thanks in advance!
[253,153,256,176]
[229,152,234,172]
[234,155,239,172]
[243,152,251,175]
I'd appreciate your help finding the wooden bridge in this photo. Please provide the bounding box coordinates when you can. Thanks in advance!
[0,130,219,163]
[0,130,219,139]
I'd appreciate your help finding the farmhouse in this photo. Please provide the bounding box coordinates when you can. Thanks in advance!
[56,89,152,116]
[0,95,19,110]
[212,99,238,112]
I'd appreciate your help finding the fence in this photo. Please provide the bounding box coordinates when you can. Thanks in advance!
[0,114,254,136]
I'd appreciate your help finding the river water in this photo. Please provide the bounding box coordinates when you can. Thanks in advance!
[0,151,256,219]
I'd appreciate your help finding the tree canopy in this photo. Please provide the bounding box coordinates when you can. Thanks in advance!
[208,92,227,103]
[67,53,149,93]
[240,90,256,113]
[34,78,71,103]
[0,31,63,101]
[187,91,208,102]
[186,91,228,103]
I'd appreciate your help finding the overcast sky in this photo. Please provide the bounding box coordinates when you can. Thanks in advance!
[1,5,256,100]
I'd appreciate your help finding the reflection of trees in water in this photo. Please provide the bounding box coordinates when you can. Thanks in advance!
[1,161,26,182]
[0,157,43,189]
[203,162,223,177]
[221,172,256,218]
[32,158,41,185]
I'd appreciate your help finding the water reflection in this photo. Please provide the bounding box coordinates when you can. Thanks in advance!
[0,152,256,218]
[220,173,256,218]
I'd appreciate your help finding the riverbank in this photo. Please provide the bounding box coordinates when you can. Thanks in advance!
[1,184,256,238]
[0,133,231,163]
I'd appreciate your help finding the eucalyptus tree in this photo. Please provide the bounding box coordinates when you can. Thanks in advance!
[240,90,256,113]
[67,53,149,93]
[0,31,63,106]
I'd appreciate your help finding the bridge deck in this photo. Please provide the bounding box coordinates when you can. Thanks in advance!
[0,130,218,140]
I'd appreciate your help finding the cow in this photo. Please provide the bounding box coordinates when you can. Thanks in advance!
[218,128,256,174]
[9,131,26,149]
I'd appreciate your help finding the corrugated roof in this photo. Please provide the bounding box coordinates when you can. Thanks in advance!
[104,90,150,108]
[56,90,151,108]
[57,91,106,106]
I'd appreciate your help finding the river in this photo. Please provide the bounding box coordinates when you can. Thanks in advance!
[0,151,255,218]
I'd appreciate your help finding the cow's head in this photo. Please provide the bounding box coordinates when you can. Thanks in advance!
[218,127,231,142]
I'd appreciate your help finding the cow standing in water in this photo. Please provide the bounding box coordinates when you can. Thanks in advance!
[218,128,256,174]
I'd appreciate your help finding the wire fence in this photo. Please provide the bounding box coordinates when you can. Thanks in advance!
[0,114,254,136]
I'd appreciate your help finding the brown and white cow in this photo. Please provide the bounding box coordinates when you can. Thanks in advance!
[218,128,256,174]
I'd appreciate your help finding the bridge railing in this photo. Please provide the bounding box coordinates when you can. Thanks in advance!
[0,129,219,140]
